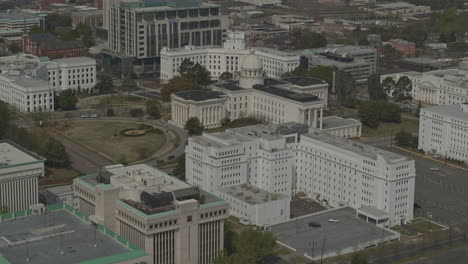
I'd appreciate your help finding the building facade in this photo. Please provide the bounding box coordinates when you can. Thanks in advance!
[22,33,88,59]
[108,0,228,63]
[381,61,468,105]
[418,103,468,164]
[0,13,41,31]
[160,31,300,81]
[73,164,229,264]
[0,140,45,212]
[170,51,328,129]
[0,71,54,112]
[186,124,416,227]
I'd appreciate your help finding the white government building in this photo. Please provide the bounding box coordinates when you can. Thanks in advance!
[0,140,45,213]
[186,123,416,227]
[160,31,300,82]
[0,55,97,112]
[419,103,468,164]
[382,61,468,105]
[73,164,229,264]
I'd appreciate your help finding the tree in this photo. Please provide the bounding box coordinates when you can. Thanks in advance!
[130,108,144,117]
[382,44,401,61]
[394,76,413,103]
[94,74,114,94]
[0,101,11,138]
[122,73,138,95]
[359,102,380,128]
[173,154,186,180]
[358,36,370,46]
[395,130,413,147]
[7,42,21,53]
[57,90,78,110]
[367,74,387,100]
[161,77,201,102]
[233,229,276,264]
[382,77,396,97]
[291,30,327,49]
[335,70,356,106]
[43,138,70,168]
[146,100,161,119]
[179,59,211,85]
[82,33,95,47]
[351,253,368,264]
[219,71,233,81]
[0,204,8,214]
[185,117,204,136]
[359,101,401,128]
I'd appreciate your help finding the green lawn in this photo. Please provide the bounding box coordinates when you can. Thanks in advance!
[63,121,166,163]
[391,226,418,237]
[409,219,444,233]
[47,167,82,180]
[362,118,419,138]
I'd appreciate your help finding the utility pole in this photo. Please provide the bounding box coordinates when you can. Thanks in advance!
[320,237,326,264]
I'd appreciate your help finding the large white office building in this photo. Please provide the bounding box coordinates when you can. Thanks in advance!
[160,31,300,81]
[186,124,416,227]
[418,103,468,164]
[35,57,97,92]
[0,55,96,112]
[73,164,229,264]
[170,51,329,129]
[382,61,468,105]
[0,140,45,213]
[0,71,54,113]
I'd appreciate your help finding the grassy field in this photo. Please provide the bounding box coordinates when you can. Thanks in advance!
[47,168,82,180]
[362,118,419,138]
[63,121,166,163]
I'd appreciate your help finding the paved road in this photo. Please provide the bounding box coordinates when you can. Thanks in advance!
[404,245,468,264]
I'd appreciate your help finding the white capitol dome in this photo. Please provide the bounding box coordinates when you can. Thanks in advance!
[239,50,264,89]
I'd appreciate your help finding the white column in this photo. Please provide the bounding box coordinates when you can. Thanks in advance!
[320,108,323,130]
[308,109,312,127]
[313,108,318,129]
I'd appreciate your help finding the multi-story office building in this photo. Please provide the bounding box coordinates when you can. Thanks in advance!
[0,140,45,212]
[418,103,468,164]
[0,13,41,31]
[108,0,228,65]
[73,164,229,264]
[186,124,416,226]
[0,70,54,112]
[382,61,468,105]
[160,31,300,81]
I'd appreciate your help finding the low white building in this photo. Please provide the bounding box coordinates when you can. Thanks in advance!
[0,140,45,213]
[418,103,468,164]
[382,61,468,105]
[44,185,76,208]
[170,51,328,129]
[186,123,416,227]
[319,116,362,138]
[216,184,290,226]
[160,31,300,82]
[0,71,54,113]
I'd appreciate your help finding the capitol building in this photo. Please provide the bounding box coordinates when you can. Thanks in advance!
[170,51,362,138]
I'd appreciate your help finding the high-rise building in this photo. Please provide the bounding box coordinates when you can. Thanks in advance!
[73,164,229,264]
[0,140,45,212]
[108,0,228,66]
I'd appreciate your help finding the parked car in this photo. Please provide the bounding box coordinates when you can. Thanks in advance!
[167,155,175,160]
[81,114,89,118]
[90,113,98,118]
[308,221,321,228]
[328,219,340,223]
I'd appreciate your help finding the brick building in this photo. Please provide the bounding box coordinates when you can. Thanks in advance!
[382,38,416,57]
[22,33,88,59]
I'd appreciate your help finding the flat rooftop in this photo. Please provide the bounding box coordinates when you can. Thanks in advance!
[423,103,468,122]
[0,140,44,169]
[321,116,361,129]
[269,207,399,258]
[52,57,96,64]
[218,184,287,205]
[0,209,135,264]
[173,90,226,102]
[282,76,327,87]
[303,132,407,163]
[253,85,319,103]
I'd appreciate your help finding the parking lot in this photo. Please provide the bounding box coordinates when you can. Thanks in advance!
[385,147,468,228]
[269,207,399,261]
[290,198,326,218]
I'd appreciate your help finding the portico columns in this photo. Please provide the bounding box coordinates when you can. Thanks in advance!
[313,108,317,128]
[320,108,323,129]
[307,109,312,127]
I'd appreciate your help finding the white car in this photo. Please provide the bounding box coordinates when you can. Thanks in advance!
[328,219,340,223]
[90,114,98,118]
[430,168,440,171]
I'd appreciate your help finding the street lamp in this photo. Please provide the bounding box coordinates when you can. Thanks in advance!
[428,212,432,232]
